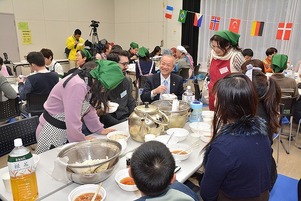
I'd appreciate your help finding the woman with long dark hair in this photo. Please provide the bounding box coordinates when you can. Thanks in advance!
[242,60,281,190]
[200,73,272,201]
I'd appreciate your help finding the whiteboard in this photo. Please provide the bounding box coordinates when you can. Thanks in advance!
[0,13,20,63]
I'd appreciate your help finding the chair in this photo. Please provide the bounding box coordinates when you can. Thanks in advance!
[279,96,296,154]
[0,116,38,157]
[26,94,49,117]
[295,119,301,149]
[272,103,284,165]
[281,88,295,98]
[0,98,20,122]
[193,64,200,76]
[178,68,190,80]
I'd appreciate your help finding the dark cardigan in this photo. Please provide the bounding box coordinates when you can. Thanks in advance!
[200,115,272,201]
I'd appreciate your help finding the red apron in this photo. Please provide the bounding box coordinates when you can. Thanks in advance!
[208,58,231,110]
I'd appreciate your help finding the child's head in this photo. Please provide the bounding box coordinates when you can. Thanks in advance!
[129,141,176,196]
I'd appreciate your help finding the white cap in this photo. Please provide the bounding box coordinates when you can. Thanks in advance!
[14,138,23,147]
[176,45,187,54]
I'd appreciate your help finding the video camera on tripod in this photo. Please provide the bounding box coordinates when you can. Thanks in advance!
[90,20,100,28]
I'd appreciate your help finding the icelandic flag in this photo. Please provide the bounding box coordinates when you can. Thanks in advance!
[193,13,203,27]
[165,5,173,19]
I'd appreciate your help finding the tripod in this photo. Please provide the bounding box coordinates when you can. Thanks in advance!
[89,26,100,57]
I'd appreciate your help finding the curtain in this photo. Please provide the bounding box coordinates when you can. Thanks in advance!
[181,0,201,66]
[197,0,301,72]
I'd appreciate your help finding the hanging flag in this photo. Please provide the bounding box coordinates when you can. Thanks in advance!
[193,13,203,27]
[276,22,293,40]
[165,5,174,19]
[209,16,221,31]
[250,21,264,36]
[178,9,187,23]
[229,18,241,33]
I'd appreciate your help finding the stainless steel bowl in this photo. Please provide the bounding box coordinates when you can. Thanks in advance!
[57,139,121,184]
[151,100,190,129]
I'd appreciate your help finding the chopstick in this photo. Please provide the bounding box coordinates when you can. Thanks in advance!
[91,182,102,201]
[166,132,175,144]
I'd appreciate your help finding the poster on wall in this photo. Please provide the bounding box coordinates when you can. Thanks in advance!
[22,30,32,45]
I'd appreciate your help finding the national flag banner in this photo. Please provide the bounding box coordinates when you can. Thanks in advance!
[209,16,221,31]
[229,18,241,33]
[178,9,187,23]
[165,5,174,19]
[276,22,293,40]
[193,13,203,27]
[250,21,264,36]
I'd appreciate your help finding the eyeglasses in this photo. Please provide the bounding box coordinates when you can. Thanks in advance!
[119,62,129,66]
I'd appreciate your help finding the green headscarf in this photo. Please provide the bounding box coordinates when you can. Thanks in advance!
[138,46,149,57]
[90,60,124,90]
[130,42,139,49]
[82,49,93,61]
[271,54,288,73]
[215,30,240,46]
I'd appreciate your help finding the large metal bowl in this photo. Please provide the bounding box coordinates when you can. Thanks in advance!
[57,139,121,184]
[151,100,190,129]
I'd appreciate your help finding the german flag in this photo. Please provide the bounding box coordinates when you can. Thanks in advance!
[250,21,264,36]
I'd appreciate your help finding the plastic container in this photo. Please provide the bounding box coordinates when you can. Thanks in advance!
[189,101,203,122]
[7,138,38,201]
[182,86,195,103]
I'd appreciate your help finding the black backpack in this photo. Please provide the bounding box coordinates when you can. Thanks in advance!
[64,47,71,58]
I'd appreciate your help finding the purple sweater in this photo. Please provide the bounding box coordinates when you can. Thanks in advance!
[36,75,104,142]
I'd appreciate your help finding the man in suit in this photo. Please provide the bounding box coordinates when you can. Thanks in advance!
[140,54,184,103]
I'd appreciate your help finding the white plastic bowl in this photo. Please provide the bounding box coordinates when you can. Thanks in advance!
[155,135,179,145]
[115,168,138,192]
[68,184,106,201]
[202,111,214,118]
[166,128,190,142]
[189,122,211,133]
[168,143,192,161]
[107,131,130,141]
[201,135,211,143]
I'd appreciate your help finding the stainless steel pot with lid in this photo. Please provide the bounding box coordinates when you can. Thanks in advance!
[128,102,169,142]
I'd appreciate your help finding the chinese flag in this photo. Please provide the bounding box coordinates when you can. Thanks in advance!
[276,22,293,40]
[229,18,241,33]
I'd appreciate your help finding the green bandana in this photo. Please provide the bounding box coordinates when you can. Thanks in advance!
[130,42,139,49]
[271,54,288,73]
[215,30,240,46]
[138,46,148,57]
[82,49,93,61]
[90,60,124,90]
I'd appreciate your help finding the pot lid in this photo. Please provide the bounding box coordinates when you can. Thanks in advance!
[135,102,158,114]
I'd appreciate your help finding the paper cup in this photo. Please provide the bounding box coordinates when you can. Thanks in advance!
[2,172,11,192]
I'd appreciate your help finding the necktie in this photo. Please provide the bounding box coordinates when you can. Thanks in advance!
[163,80,169,94]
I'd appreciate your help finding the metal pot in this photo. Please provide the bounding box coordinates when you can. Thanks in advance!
[151,100,190,129]
[128,103,169,142]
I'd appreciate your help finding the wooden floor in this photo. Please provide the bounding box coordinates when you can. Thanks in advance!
[272,126,301,179]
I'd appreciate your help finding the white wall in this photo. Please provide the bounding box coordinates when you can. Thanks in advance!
[114,0,182,51]
[0,0,182,61]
